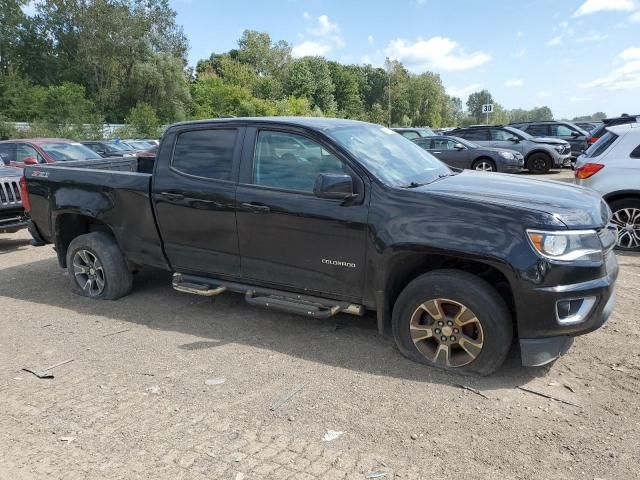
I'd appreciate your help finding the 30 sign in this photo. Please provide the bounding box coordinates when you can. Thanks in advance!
[482,104,494,114]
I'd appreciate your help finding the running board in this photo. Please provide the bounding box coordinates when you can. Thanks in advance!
[172,279,227,297]
[172,273,364,318]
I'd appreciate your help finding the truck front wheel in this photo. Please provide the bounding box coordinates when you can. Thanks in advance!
[66,232,133,300]
[392,270,513,376]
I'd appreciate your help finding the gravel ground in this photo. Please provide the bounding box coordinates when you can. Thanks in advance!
[2,169,639,480]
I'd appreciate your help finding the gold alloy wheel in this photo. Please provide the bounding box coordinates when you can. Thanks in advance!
[409,298,484,368]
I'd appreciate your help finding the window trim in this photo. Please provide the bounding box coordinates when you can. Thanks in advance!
[457,128,490,141]
[168,126,242,184]
[241,126,365,200]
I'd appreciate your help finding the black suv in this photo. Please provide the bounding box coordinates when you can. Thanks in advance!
[588,114,639,146]
[509,121,590,160]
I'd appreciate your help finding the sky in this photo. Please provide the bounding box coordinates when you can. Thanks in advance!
[176,1,635,118]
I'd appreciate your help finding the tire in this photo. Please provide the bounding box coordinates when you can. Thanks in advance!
[471,158,496,172]
[66,232,133,300]
[392,269,513,376]
[609,198,640,251]
[526,153,552,174]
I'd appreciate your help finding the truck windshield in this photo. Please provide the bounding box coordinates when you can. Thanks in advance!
[326,124,451,187]
[40,143,101,161]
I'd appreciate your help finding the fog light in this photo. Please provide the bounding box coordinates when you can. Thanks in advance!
[556,296,596,325]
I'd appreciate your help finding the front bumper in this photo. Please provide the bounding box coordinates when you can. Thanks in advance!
[554,153,572,168]
[517,250,618,366]
[0,214,28,233]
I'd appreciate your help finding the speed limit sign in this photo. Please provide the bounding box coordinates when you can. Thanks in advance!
[482,104,494,113]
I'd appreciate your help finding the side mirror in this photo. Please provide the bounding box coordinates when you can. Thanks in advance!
[509,137,520,143]
[22,156,38,165]
[571,131,580,137]
[313,173,355,200]
[454,143,465,150]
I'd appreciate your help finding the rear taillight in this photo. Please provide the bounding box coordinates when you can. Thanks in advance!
[588,136,599,145]
[575,163,604,179]
[19,176,31,212]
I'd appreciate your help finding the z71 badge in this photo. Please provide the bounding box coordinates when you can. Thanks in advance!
[32,171,49,178]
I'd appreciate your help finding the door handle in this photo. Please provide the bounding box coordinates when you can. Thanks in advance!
[240,202,271,213]
[160,192,184,201]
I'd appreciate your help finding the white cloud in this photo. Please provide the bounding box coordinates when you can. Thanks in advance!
[511,48,526,58]
[537,90,552,98]
[361,55,372,65]
[505,79,523,87]
[546,36,562,47]
[292,41,332,57]
[446,84,483,101]
[580,47,640,89]
[292,13,345,58]
[631,10,640,21]
[368,35,375,45]
[576,32,609,42]
[573,0,636,17]
[384,37,490,72]
[308,14,339,37]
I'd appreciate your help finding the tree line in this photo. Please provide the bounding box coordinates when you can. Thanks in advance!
[1,0,575,140]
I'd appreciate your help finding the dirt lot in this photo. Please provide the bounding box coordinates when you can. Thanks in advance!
[1,169,639,480]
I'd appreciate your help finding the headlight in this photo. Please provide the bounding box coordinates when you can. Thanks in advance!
[554,145,565,152]
[498,151,515,160]
[527,229,603,262]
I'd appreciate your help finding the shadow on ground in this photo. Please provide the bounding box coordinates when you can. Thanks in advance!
[0,237,32,255]
[0,256,553,390]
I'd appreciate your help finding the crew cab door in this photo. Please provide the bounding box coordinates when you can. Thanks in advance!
[151,125,244,276]
[235,127,369,300]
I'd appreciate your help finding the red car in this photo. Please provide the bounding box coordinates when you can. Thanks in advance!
[0,138,101,168]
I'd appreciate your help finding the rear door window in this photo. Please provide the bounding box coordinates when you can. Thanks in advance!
[172,129,237,180]
[458,129,490,141]
[551,124,575,136]
[584,131,618,158]
[526,124,549,136]
[400,131,420,140]
[630,144,640,159]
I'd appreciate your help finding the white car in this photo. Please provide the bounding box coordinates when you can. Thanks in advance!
[575,122,640,251]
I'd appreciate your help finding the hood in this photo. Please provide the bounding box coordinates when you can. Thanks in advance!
[0,165,22,177]
[420,170,608,228]
[529,137,569,145]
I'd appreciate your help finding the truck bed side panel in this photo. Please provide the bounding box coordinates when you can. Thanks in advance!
[26,167,169,271]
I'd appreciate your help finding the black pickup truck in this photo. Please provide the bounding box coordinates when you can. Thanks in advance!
[23,118,618,375]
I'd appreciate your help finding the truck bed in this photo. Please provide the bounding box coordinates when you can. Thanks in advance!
[24,156,168,271]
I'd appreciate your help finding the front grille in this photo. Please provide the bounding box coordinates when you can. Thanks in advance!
[562,145,571,154]
[0,177,22,206]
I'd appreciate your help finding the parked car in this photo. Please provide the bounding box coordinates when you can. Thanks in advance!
[0,165,27,233]
[122,139,155,150]
[23,117,618,375]
[136,145,157,172]
[0,138,101,167]
[392,127,435,140]
[587,114,639,147]
[509,121,590,161]
[449,125,572,174]
[413,135,524,173]
[574,123,640,251]
[81,140,138,158]
[574,121,601,133]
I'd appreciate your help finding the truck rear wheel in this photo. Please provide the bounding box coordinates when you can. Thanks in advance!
[66,232,133,300]
[392,270,513,376]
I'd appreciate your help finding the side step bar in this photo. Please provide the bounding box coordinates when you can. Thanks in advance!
[172,273,364,318]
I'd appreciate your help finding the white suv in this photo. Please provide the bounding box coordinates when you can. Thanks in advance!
[575,122,640,251]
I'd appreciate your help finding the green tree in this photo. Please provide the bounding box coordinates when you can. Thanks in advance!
[285,60,314,99]
[0,0,27,73]
[328,62,364,119]
[302,57,336,114]
[467,90,494,124]
[125,102,160,137]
